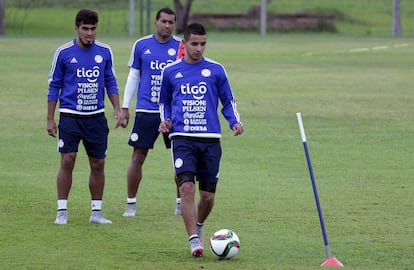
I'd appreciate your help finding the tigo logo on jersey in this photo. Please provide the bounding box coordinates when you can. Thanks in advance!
[150,60,173,71]
[180,82,207,100]
[77,66,100,83]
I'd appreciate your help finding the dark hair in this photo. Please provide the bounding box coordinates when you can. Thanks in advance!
[75,9,99,26]
[156,8,176,21]
[183,23,206,41]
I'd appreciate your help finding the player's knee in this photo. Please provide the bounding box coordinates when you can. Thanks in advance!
[177,171,195,186]
[61,153,76,169]
[132,147,147,165]
[200,190,215,206]
[89,157,105,171]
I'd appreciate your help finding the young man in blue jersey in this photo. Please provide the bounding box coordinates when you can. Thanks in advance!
[121,8,182,217]
[47,9,123,225]
[158,23,244,257]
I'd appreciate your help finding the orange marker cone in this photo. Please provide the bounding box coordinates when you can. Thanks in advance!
[321,257,344,267]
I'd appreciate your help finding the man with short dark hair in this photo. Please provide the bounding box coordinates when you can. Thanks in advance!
[121,8,183,217]
[47,9,123,225]
[159,22,244,257]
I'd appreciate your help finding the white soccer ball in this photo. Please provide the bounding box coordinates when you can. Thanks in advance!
[209,229,240,259]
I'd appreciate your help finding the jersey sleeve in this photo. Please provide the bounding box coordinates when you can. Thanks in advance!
[47,49,64,102]
[217,65,241,130]
[122,68,140,108]
[128,40,142,70]
[159,68,172,121]
[104,47,119,96]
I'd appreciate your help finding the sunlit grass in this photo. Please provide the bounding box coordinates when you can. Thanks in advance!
[0,33,413,269]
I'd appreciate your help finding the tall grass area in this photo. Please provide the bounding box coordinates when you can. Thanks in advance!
[0,33,413,269]
[4,0,414,36]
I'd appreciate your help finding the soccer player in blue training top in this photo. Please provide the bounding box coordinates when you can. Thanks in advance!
[121,8,183,217]
[47,9,123,225]
[158,22,244,257]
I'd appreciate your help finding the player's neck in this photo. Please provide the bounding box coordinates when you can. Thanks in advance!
[184,56,202,64]
[76,38,93,49]
[155,33,171,43]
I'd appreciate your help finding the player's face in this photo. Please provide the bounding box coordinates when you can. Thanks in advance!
[76,23,97,48]
[183,34,207,64]
[155,12,175,41]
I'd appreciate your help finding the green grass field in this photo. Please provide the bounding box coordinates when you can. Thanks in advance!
[1,33,414,269]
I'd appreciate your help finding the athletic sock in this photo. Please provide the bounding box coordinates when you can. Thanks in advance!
[91,200,102,211]
[57,199,67,211]
[127,197,137,204]
[189,234,199,241]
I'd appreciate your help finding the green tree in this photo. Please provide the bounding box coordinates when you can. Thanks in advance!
[0,0,5,35]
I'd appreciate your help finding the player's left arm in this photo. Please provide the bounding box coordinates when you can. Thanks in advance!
[217,68,243,136]
[47,100,58,137]
[46,51,64,138]
[158,68,173,131]
[104,48,124,128]
[108,93,123,128]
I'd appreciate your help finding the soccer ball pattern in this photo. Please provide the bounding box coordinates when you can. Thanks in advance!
[209,229,240,259]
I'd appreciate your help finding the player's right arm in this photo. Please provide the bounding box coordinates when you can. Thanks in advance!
[121,39,144,127]
[158,66,173,133]
[47,100,58,137]
[47,47,64,138]
[121,67,140,128]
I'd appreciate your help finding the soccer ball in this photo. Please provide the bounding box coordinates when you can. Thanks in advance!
[209,229,240,259]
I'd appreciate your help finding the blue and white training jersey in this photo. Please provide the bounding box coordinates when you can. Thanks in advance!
[159,57,241,139]
[47,39,119,115]
[128,34,181,113]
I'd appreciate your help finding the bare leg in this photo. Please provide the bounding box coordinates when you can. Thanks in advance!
[88,156,105,200]
[174,175,182,215]
[197,190,215,224]
[57,152,76,199]
[179,181,198,236]
[127,147,148,198]
[175,175,181,198]
[87,156,112,224]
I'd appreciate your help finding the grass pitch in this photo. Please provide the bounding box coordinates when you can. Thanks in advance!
[0,33,413,269]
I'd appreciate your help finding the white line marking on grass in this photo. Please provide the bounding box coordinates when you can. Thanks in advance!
[349,48,370,53]
[393,43,409,48]
[302,43,410,56]
[302,52,313,56]
[372,45,389,50]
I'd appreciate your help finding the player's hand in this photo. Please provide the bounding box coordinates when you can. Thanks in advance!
[159,119,172,133]
[113,110,123,128]
[47,119,57,137]
[120,108,130,128]
[232,122,244,136]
